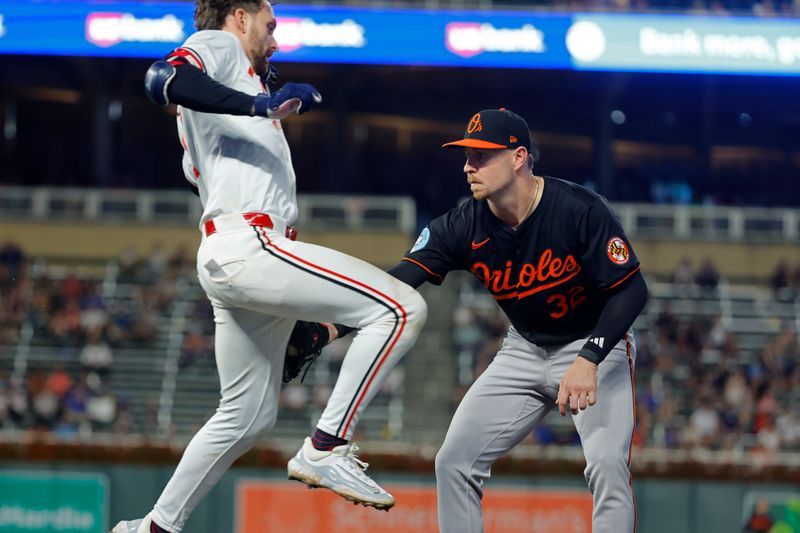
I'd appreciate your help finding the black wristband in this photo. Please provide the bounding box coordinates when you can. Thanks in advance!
[334,323,356,338]
[577,344,602,365]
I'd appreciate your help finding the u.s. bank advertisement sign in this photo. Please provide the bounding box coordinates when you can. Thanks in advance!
[0,1,797,76]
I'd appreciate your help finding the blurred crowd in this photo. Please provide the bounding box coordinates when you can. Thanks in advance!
[0,241,200,437]
[0,240,399,441]
[635,304,800,456]
[2,238,799,456]
[769,259,800,302]
[1,367,128,438]
[670,256,722,293]
[452,259,800,456]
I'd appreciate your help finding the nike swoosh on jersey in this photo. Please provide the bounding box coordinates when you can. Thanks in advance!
[471,237,491,250]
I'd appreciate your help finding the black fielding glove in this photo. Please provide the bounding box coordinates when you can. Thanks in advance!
[283,321,330,383]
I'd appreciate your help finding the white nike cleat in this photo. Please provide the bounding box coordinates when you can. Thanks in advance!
[109,513,152,533]
[288,436,395,511]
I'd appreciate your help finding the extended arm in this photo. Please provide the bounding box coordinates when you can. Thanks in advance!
[144,55,321,118]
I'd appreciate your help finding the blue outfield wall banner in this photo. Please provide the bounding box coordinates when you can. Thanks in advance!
[0,1,799,75]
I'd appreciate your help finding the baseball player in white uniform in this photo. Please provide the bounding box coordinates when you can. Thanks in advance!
[111,2,427,532]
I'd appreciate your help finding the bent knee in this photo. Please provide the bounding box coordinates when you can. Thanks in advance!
[237,416,276,448]
[435,444,468,478]
[216,404,277,442]
[399,288,427,326]
[435,448,455,477]
[250,410,278,436]
[583,450,630,480]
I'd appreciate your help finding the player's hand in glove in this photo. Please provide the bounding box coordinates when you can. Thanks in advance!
[283,320,331,383]
[253,82,322,120]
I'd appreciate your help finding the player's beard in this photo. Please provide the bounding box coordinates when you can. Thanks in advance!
[253,56,269,77]
[249,34,270,77]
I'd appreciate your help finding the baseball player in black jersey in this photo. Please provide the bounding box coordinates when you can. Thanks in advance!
[291,108,648,531]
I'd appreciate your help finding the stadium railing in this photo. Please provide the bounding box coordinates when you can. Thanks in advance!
[2,186,799,242]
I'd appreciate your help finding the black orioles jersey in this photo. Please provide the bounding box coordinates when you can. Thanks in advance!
[404,177,640,346]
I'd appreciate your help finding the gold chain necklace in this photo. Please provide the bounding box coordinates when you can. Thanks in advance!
[513,176,540,230]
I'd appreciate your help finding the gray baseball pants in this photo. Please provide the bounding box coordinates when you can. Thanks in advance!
[435,327,637,533]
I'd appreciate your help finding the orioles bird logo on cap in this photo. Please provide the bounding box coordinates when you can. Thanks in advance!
[467,113,483,134]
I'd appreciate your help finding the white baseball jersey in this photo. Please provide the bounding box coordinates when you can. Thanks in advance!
[143,28,428,533]
[175,30,298,226]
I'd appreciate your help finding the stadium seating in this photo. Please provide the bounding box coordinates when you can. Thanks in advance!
[2,241,799,456]
[0,252,409,443]
[451,270,800,453]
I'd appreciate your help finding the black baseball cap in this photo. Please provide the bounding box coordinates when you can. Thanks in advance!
[442,108,532,151]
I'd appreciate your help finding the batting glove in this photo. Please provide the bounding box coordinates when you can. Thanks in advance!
[253,82,322,119]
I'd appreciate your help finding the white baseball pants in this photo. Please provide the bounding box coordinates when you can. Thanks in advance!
[150,213,427,531]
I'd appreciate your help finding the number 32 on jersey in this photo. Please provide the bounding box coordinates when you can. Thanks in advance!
[546,286,586,319]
